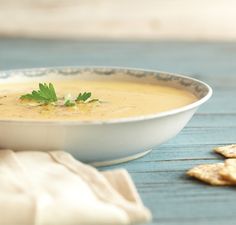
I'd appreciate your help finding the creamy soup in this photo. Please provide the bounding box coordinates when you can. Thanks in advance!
[0,80,197,121]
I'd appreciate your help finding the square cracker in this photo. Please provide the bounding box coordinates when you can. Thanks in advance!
[214,144,236,158]
[187,163,233,185]
[219,159,236,183]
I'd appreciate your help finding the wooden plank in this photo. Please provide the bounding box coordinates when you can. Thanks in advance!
[189,114,236,127]
[198,89,236,113]
[0,39,236,87]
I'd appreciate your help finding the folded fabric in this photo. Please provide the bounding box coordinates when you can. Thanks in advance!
[0,150,151,225]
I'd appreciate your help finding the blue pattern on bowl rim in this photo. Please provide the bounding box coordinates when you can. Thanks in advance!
[0,66,210,99]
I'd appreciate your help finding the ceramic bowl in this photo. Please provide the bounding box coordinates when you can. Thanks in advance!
[0,67,212,166]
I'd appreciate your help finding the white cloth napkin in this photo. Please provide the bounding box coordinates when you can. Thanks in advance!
[0,150,151,225]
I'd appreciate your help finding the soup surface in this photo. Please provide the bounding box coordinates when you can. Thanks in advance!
[0,79,197,121]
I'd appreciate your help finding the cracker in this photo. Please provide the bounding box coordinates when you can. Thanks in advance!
[187,163,233,185]
[214,144,236,158]
[219,159,236,183]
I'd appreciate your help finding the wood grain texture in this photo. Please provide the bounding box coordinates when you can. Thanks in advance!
[0,39,235,225]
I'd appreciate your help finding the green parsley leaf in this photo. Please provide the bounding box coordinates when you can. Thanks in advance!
[20,83,58,104]
[76,92,91,102]
[75,92,99,103]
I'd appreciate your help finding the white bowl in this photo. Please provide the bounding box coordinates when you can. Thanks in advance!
[0,67,212,166]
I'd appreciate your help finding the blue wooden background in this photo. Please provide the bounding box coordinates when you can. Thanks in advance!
[0,38,236,225]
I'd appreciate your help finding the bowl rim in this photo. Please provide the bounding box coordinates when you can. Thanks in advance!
[0,66,213,125]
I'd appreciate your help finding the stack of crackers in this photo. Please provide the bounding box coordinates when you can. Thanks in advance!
[187,144,236,185]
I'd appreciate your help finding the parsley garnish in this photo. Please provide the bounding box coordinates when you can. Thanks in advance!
[76,92,91,102]
[20,83,100,107]
[76,92,99,103]
[20,83,57,104]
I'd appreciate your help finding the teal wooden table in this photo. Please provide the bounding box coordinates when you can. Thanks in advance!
[1,38,236,225]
